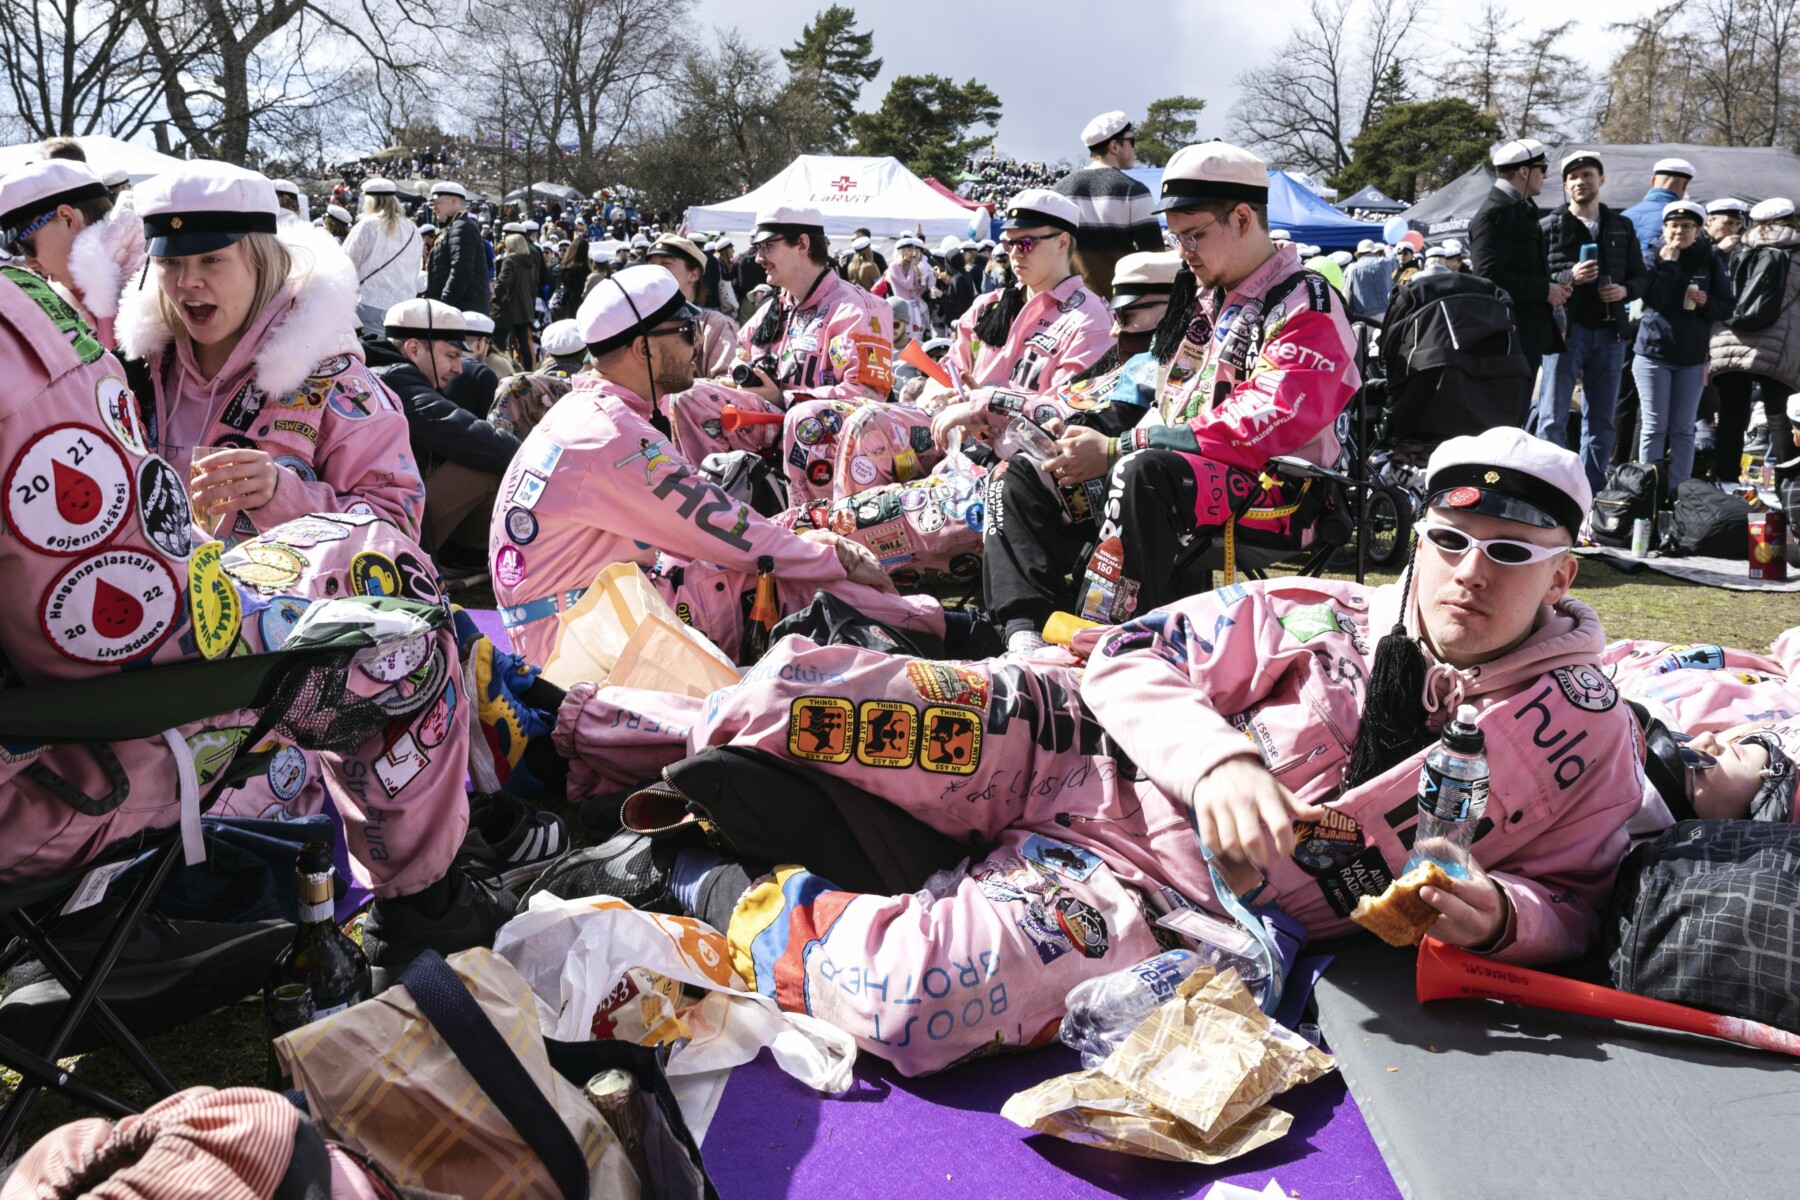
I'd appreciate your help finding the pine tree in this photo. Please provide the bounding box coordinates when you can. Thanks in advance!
[780,6,883,135]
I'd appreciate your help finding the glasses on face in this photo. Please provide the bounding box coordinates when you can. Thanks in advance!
[1671,732,1718,770]
[1418,521,1571,566]
[646,319,697,345]
[1122,135,1137,147]
[1172,215,1226,251]
[998,232,1058,256]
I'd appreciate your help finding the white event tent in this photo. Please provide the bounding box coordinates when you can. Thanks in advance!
[684,155,982,241]
[0,135,188,183]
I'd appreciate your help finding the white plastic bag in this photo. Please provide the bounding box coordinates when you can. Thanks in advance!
[492,893,856,1138]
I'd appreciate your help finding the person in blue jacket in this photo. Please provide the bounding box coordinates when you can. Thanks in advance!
[1620,157,1695,249]
[1633,200,1734,495]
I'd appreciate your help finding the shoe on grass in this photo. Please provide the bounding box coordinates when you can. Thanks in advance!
[362,864,517,993]
[459,790,570,890]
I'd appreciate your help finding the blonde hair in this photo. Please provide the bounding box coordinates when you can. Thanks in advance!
[362,191,405,232]
[153,231,295,344]
[504,232,532,256]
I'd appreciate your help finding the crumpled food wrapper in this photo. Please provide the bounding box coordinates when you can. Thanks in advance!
[1001,966,1335,1163]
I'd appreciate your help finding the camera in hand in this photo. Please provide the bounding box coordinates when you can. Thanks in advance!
[732,356,779,388]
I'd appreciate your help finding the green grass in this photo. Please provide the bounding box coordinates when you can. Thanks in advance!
[3,560,1795,1153]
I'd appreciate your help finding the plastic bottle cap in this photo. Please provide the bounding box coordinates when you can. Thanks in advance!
[1444,704,1485,754]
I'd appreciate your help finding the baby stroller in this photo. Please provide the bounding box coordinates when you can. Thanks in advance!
[1352,271,1536,566]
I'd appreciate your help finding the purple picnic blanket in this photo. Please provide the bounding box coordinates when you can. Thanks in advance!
[463,608,1398,1197]
[704,1044,1397,1199]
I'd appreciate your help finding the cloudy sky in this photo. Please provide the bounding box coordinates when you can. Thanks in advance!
[692,0,1652,162]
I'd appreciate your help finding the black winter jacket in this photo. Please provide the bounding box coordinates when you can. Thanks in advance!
[1540,204,1648,332]
[1637,240,1735,368]
[1469,184,1556,354]
[364,337,519,475]
[425,212,492,313]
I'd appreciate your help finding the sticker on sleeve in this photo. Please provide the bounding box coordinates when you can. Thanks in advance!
[355,631,431,682]
[788,696,853,763]
[1021,834,1102,881]
[374,731,429,796]
[856,700,918,768]
[511,471,548,511]
[258,594,310,649]
[505,506,538,544]
[96,375,149,457]
[395,551,442,603]
[848,455,879,487]
[5,423,133,555]
[265,744,308,802]
[187,541,242,660]
[265,517,347,548]
[349,550,400,597]
[919,706,981,775]
[135,455,193,560]
[1054,897,1110,958]
[224,543,306,592]
[39,550,178,664]
[494,545,527,589]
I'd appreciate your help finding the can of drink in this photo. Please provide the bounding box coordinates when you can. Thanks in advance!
[585,1070,649,1180]
[1749,510,1788,581]
[1631,517,1652,558]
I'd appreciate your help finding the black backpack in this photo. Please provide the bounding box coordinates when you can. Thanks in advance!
[1726,243,1793,333]
[1605,821,1800,1033]
[1667,479,1750,558]
[1589,462,1661,548]
[1376,271,1534,442]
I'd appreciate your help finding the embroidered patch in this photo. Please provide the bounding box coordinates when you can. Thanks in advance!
[374,731,429,796]
[187,726,252,786]
[675,603,692,625]
[136,455,193,560]
[856,700,918,767]
[511,471,548,510]
[96,375,149,457]
[1054,896,1110,959]
[1021,834,1101,881]
[326,384,376,421]
[273,455,318,483]
[1552,663,1617,712]
[908,503,947,534]
[905,661,990,710]
[224,543,306,592]
[1279,602,1342,644]
[266,744,307,802]
[807,460,833,487]
[962,501,985,533]
[1017,904,1072,964]
[349,550,400,597]
[863,520,913,565]
[355,631,431,682]
[919,706,981,775]
[39,550,178,664]
[849,455,878,487]
[265,517,347,548]
[415,681,455,749]
[395,551,441,603]
[788,696,853,763]
[258,594,310,649]
[523,439,565,476]
[186,541,241,660]
[494,545,527,589]
[504,508,537,546]
[6,423,133,555]
[270,418,318,443]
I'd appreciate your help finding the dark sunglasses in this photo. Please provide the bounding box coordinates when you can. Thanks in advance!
[1671,732,1718,770]
[998,232,1061,255]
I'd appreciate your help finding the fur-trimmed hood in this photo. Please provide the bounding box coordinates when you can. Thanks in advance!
[115,219,363,400]
[65,189,145,321]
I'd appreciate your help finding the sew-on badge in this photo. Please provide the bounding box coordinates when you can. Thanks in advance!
[273,454,318,483]
[511,471,548,510]
[186,541,242,660]
[258,594,310,650]
[1445,485,1481,508]
[187,726,252,786]
[795,417,823,446]
[5,423,133,555]
[919,706,981,774]
[266,744,307,802]
[1291,808,1367,876]
[135,456,193,560]
[395,551,441,603]
[321,509,379,527]
[505,506,538,544]
[524,439,564,476]
[265,517,347,548]
[372,644,447,716]
[1054,896,1110,959]
[224,542,306,592]
[808,460,833,488]
[788,696,854,763]
[1022,834,1102,881]
[39,549,178,664]
[95,376,149,457]
[856,699,918,767]
[849,455,878,487]
[326,383,376,421]
[355,631,431,682]
[494,545,527,589]
[349,550,400,597]
[374,731,430,797]
[828,508,856,537]
[415,683,454,749]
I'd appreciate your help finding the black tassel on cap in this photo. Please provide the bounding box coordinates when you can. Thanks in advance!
[974,268,1024,348]
[1150,264,1199,364]
[1344,547,1436,789]
[749,294,787,348]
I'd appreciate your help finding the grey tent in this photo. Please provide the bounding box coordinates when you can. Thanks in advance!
[1394,165,1497,245]
[504,181,584,204]
[1337,184,1406,214]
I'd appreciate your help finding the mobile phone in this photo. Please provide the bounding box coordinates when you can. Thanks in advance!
[1579,243,1599,262]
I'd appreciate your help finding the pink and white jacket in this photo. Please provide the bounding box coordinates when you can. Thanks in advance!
[116,221,424,541]
[1128,244,1358,472]
[919,274,1113,425]
[487,374,940,666]
[1084,578,1646,965]
[735,268,894,406]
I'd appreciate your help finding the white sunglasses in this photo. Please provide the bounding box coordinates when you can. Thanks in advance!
[1417,521,1571,566]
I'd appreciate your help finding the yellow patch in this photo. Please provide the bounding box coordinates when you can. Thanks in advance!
[920,706,982,775]
[788,696,853,763]
[856,700,919,768]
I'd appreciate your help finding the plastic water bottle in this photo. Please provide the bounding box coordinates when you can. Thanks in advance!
[1404,704,1489,879]
[1060,949,1204,1067]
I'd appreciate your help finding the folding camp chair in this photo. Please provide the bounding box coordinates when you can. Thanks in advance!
[0,596,447,1146]
[1167,455,1362,596]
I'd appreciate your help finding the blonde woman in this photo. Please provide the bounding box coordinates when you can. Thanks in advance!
[343,176,421,334]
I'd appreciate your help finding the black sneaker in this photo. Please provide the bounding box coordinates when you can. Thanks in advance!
[362,865,518,993]
[0,905,294,1056]
[522,831,681,913]
[459,791,570,889]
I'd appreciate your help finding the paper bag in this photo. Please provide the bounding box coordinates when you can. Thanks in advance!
[609,614,741,697]
[543,562,735,690]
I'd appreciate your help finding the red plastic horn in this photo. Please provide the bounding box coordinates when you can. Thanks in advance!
[1415,936,1800,1057]
[719,406,786,432]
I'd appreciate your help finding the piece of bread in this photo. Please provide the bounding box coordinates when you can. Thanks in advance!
[1351,861,1451,947]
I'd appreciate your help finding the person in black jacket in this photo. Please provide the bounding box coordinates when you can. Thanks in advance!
[1633,201,1734,495]
[1536,151,1649,491]
[424,182,491,314]
[1469,139,1568,380]
[366,299,520,569]
[929,250,976,331]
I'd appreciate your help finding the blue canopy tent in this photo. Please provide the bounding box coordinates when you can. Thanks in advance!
[1124,167,1379,250]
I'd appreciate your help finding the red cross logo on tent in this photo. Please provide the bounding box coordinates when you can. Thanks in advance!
[830,176,857,193]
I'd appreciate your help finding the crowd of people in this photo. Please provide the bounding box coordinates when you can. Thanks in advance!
[0,109,1794,1193]
[958,151,1069,205]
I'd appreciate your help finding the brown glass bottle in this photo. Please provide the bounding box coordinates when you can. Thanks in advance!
[265,842,370,1030]
[739,555,778,663]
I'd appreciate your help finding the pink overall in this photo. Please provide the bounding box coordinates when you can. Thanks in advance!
[658,309,752,462]
[486,374,942,667]
[0,268,467,899]
[785,275,1112,505]
[550,577,1643,1074]
[669,270,892,500]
